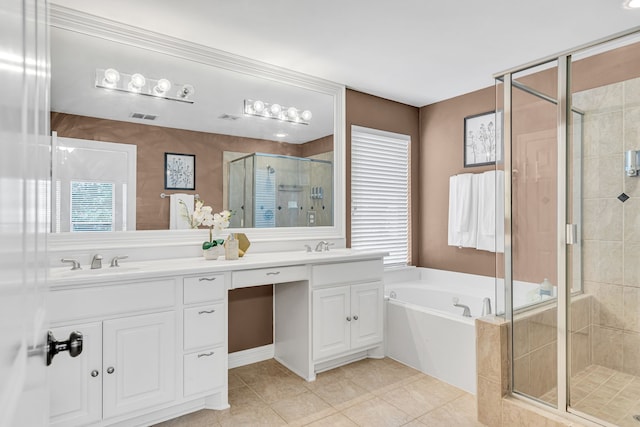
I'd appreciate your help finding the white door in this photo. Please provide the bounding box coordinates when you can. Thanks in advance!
[312,287,351,360]
[350,282,383,349]
[50,323,102,427]
[102,312,176,418]
[0,1,50,426]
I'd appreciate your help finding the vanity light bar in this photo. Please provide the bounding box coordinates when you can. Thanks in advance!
[95,68,195,104]
[244,99,311,125]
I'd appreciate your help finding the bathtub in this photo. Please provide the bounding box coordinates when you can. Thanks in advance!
[384,268,496,394]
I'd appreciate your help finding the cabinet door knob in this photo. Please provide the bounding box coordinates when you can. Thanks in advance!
[198,277,217,282]
[198,309,216,315]
[106,366,115,374]
[91,370,99,377]
[346,316,351,321]
[353,315,359,320]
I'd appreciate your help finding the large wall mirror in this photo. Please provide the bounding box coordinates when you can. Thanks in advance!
[48,6,345,248]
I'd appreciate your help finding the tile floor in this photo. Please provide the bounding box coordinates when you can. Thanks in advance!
[539,364,640,427]
[155,357,484,426]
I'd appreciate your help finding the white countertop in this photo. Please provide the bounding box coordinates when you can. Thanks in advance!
[49,248,387,288]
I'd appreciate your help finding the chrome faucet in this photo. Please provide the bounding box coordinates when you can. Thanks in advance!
[110,255,128,267]
[452,297,471,317]
[314,241,334,252]
[315,241,329,252]
[61,258,82,270]
[90,254,103,269]
[481,297,492,316]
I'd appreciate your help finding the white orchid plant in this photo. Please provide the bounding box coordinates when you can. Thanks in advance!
[179,199,232,250]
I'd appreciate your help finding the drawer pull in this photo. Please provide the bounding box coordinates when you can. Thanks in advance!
[197,351,214,358]
[198,277,217,282]
[198,309,216,315]
[266,271,281,276]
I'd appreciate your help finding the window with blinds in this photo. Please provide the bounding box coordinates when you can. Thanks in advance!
[70,181,115,232]
[351,126,410,267]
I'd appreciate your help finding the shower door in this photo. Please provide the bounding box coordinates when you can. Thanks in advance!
[566,38,640,426]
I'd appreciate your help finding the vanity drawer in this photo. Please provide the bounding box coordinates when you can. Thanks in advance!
[183,347,225,397]
[312,259,383,287]
[49,279,176,323]
[184,303,225,350]
[232,265,307,288]
[183,274,225,304]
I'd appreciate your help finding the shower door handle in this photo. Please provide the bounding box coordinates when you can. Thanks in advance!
[566,224,578,245]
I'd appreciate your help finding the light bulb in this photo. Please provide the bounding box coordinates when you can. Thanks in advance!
[270,103,282,115]
[287,107,299,120]
[626,0,640,8]
[178,84,195,99]
[153,78,171,95]
[128,73,146,92]
[253,100,265,113]
[301,110,312,121]
[102,68,120,87]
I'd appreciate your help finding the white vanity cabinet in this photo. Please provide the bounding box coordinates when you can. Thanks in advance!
[50,323,102,426]
[48,279,177,427]
[311,260,384,362]
[182,273,227,398]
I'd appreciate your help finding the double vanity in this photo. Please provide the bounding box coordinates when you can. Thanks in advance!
[47,249,385,426]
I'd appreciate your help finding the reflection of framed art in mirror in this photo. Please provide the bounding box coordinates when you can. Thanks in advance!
[164,153,195,190]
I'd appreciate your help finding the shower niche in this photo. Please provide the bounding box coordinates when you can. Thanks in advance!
[228,153,333,228]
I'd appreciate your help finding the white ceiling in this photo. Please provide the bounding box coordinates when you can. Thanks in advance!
[51,0,640,107]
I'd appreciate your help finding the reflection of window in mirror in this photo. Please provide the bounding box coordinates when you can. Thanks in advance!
[51,134,136,232]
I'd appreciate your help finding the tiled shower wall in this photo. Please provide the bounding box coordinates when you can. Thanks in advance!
[574,76,640,376]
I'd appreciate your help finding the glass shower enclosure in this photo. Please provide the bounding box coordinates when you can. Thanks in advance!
[498,30,640,426]
[228,152,333,228]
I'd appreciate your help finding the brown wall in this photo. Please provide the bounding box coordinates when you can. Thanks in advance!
[345,89,421,264]
[228,286,274,353]
[51,113,332,230]
[419,87,497,276]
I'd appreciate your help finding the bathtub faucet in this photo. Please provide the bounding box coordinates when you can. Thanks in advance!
[452,297,471,317]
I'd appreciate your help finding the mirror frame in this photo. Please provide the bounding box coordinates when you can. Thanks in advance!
[48,5,346,251]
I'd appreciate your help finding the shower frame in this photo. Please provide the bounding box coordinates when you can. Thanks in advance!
[495,25,640,424]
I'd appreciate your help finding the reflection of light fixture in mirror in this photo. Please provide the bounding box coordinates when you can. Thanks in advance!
[128,73,146,92]
[244,99,311,125]
[153,78,171,96]
[102,68,120,88]
[274,132,288,138]
[624,0,640,8]
[626,149,640,176]
[95,68,194,104]
[177,84,195,100]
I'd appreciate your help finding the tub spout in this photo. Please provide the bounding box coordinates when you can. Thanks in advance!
[481,297,492,316]
[452,297,471,317]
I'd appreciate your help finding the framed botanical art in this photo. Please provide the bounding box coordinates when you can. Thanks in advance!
[464,111,502,167]
[164,152,195,190]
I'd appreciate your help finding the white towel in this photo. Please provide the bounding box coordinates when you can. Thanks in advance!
[476,170,505,252]
[448,175,461,246]
[169,193,194,229]
[460,174,479,248]
[455,173,473,232]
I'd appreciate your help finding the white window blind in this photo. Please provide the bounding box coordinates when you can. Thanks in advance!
[351,126,410,267]
[70,181,115,232]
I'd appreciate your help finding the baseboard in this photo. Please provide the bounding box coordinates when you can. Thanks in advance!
[228,344,275,369]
